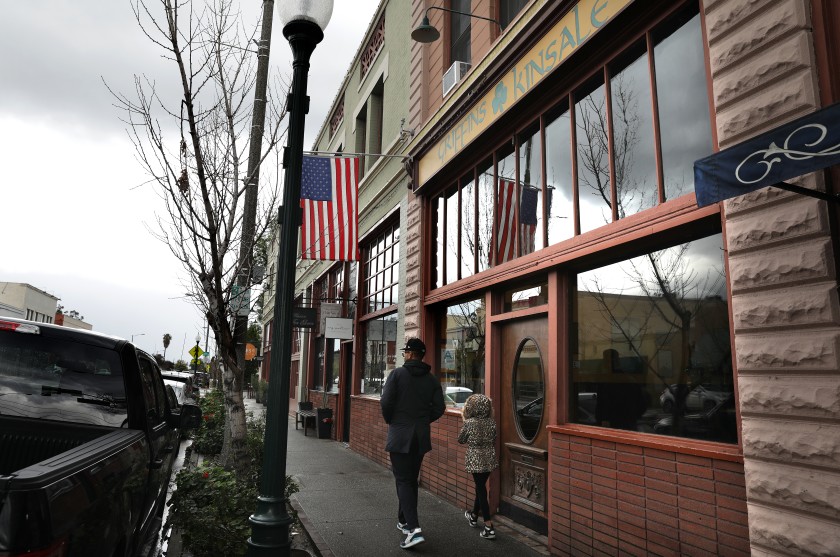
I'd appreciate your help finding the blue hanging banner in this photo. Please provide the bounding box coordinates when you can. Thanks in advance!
[694,103,840,207]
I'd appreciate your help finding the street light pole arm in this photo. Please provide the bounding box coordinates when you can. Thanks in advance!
[424,6,503,29]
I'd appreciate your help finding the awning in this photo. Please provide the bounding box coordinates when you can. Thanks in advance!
[694,102,840,207]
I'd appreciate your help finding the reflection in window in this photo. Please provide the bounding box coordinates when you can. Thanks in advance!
[446,186,459,285]
[477,160,494,272]
[503,281,548,312]
[545,103,574,244]
[361,312,397,396]
[576,78,611,233]
[610,43,657,217]
[518,123,543,256]
[461,173,476,279]
[570,234,735,444]
[513,338,544,443]
[654,11,712,200]
[439,298,486,405]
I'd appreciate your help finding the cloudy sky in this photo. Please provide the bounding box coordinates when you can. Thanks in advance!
[0,0,380,361]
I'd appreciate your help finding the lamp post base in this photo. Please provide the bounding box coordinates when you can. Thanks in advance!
[247,495,295,556]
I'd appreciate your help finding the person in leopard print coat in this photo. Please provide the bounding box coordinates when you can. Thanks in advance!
[458,394,498,539]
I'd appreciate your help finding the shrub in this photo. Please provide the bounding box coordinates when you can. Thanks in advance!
[191,390,225,455]
[167,412,299,557]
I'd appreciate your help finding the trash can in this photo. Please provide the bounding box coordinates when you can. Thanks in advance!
[316,408,333,439]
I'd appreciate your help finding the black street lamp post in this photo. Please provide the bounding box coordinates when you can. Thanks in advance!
[246,2,333,556]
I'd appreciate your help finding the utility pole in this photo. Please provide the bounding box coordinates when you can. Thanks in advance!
[234,0,274,378]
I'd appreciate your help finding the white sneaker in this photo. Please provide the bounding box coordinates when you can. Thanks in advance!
[397,521,410,534]
[400,528,425,549]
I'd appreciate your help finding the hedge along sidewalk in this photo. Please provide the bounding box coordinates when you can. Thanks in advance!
[163,391,315,557]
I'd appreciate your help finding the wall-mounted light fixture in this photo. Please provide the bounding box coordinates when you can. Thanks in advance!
[411,6,503,43]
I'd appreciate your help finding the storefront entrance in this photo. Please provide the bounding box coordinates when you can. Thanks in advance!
[498,315,549,534]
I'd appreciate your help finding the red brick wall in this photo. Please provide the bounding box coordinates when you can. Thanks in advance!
[549,431,749,556]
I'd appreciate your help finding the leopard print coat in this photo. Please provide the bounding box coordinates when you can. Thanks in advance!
[457,394,498,473]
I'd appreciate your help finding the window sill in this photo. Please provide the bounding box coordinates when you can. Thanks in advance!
[547,423,743,463]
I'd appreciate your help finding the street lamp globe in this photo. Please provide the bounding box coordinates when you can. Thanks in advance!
[275,1,333,32]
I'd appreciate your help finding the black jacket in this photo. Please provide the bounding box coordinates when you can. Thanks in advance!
[380,358,445,454]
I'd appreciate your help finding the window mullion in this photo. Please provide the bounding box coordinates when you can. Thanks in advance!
[647,30,666,204]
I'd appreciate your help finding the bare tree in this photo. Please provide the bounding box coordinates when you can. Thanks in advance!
[110,0,288,473]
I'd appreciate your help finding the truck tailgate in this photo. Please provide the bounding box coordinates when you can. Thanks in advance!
[0,429,146,491]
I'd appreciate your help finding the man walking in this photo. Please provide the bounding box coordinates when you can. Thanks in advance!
[381,338,445,549]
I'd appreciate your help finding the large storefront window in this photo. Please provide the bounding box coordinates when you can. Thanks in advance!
[362,222,399,313]
[361,312,397,395]
[430,5,711,287]
[570,233,735,444]
[359,220,400,396]
[439,298,486,406]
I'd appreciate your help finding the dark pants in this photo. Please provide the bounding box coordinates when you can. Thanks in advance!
[390,437,424,530]
[472,471,491,521]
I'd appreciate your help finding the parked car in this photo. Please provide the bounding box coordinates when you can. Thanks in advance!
[0,317,202,557]
[161,370,196,400]
[653,394,737,443]
[164,378,188,407]
[660,383,730,413]
[445,386,473,408]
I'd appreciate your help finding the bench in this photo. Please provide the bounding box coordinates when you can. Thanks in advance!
[295,401,317,436]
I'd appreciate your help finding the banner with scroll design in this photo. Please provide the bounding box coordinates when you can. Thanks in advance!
[694,103,840,207]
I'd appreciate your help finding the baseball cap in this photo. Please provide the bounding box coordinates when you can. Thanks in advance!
[400,338,426,354]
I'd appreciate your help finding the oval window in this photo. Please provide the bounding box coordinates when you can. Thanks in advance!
[513,337,545,443]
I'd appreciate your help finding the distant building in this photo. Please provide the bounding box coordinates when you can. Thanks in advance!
[0,299,24,319]
[55,311,93,331]
[0,282,59,323]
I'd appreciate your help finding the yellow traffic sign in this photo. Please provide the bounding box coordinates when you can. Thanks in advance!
[189,345,203,358]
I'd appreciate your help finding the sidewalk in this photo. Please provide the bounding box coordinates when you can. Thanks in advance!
[245,396,549,556]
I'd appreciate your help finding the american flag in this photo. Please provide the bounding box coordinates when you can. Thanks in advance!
[496,179,516,264]
[496,180,540,264]
[300,156,360,261]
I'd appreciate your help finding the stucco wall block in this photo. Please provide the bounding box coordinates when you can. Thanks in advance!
[715,71,817,147]
[706,0,808,72]
[739,374,840,419]
[725,197,828,253]
[748,503,840,557]
[406,251,421,271]
[723,173,820,216]
[741,418,840,468]
[744,460,840,521]
[727,239,834,292]
[732,284,840,331]
[713,32,813,110]
[735,330,840,372]
[403,282,421,301]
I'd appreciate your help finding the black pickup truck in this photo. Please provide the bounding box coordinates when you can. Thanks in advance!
[0,317,202,557]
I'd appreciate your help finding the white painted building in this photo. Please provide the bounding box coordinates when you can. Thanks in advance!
[0,282,59,323]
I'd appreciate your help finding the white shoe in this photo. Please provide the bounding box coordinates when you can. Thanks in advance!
[400,528,425,549]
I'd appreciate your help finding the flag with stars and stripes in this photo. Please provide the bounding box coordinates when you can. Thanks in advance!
[300,156,360,261]
[496,179,516,264]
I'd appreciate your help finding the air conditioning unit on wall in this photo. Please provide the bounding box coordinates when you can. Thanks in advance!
[443,61,471,97]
